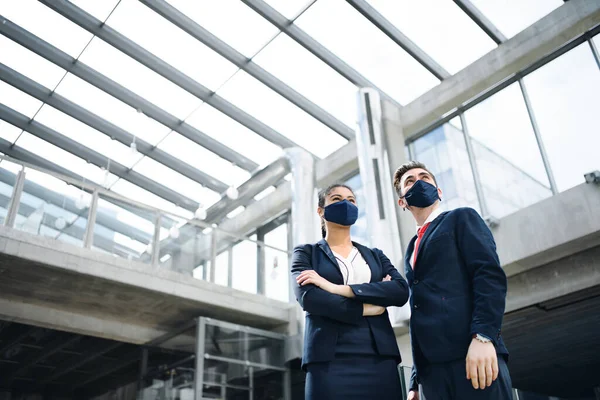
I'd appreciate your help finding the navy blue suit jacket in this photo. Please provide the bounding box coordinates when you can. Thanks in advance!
[291,239,409,369]
[405,207,508,390]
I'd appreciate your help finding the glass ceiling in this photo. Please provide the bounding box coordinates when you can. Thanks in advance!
[0,0,567,231]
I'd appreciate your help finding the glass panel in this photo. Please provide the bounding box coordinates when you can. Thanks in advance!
[217,71,347,159]
[214,249,230,287]
[262,0,313,20]
[264,223,289,302]
[33,105,144,169]
[344,174,369,245]
[411,124,479,213]
[78,37,202,120]
[1,0,94,58]
[107,0,238,91]
[165,0,279,58]
[0,122,23,143]
[254,186,276,201]
[252,33,358,126]
[0,36,66,89]
[204,320,285,367]
[0,160,23,225]
[68,0,120,21]
[15,168,91,248]
[109,179,193,219]
[465,83,552,218]
[524,43,600,192]
[185,103,283,168]
[54,73,171,146]
[15,132,120,188]
[295,0,439,104]
[132,157,221,206]
[469,0,563,39]
[0,81,43,119]
[365,0,496,74]
[232,235,257,294]
[94,194,155,264]
[157,133,251,188]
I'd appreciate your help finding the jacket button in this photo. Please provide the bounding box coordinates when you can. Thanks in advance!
[358,289,363,293]
[413,279,419,285]
[414,304,419,309]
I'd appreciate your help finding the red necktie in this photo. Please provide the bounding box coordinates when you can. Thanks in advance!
[412,222,431,269]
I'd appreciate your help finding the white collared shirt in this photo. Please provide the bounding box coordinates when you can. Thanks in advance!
[332,247,372,285]
[410,207,444,267]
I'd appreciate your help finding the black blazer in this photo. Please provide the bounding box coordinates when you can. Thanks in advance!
[405,207,509,390]
[291,239,409,369]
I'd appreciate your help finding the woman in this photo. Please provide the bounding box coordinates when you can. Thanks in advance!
[291,183,410,399]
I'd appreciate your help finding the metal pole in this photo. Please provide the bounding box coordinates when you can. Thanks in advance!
[256,229,266,295]
[83,190,99,248]
[248,366,254,400]
[518,79,558,195]
[151,212,161,267]
[459,113,490,217]
[136,347,149,400]
[5,168,26,228]
[589,39,600,71]
[209,230,217,283]
[194,317,206,400]
[227,246,233,288]
[513,388,521,400]
[283,369,291,400]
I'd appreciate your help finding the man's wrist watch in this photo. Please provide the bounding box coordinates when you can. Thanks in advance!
[473,333,492,343]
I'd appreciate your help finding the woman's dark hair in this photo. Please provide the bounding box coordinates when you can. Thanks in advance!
[317,183,355,238]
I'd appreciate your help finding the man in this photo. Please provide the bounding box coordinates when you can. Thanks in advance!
[393,161,511,400]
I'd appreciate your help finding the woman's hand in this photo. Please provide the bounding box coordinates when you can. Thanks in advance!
[362,303,386,316]
[296,270,336,293]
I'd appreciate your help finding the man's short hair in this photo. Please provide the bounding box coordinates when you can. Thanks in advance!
[393,161,437,197]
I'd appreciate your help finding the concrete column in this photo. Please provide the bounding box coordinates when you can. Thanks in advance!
[359,92,414,326]
[380,98,417,258]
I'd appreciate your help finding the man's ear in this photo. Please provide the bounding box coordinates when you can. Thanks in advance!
[437,187,443,200]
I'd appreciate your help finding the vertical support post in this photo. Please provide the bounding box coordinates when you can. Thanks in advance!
[5,168,26,228]
[248,366,254,400]
[518,79,558,195]
[589,39,600,71]
[209,229,217,283]
[201,261,207,281]
[512,388,521,400]
[220,373,227,399]
[194,317,206,400]
[286,212,295,303]
[151,212,162,267]
[256,229,266,295]
[283,369,291,400]
[227,246,233,288]
[459,113,490,217]
[137,347,149,399]
[83,190,99,248]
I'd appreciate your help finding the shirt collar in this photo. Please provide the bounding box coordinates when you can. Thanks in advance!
[416,207,443,233]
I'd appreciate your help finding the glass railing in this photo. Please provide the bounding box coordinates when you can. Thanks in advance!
[0,155,291,301]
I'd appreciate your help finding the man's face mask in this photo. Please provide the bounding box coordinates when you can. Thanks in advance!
[323,199,359,226]
[402,179,440,208]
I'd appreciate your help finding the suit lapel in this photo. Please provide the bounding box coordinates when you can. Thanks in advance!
[413,212,447,270]
[405,236,417,282]
[353,242,378,283]
[317,239,344,281]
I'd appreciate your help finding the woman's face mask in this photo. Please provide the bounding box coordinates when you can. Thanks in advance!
[323,199,359,226]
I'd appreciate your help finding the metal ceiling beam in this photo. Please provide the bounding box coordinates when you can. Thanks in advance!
[241,0,399,106]
[3,334,81,383]
[39,341,122,384]
[0,17,258,173]
[346,0,450,80]
[71,350,141,389]
[0,139,174,228]
[141,0,355,140]
[0,169,152,244]
[453,0,507,44]
[39,0,301,150]
[0,63,228,193]
[0,104,199,211]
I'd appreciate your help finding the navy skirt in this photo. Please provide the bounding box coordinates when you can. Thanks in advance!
[305,354,402,400]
